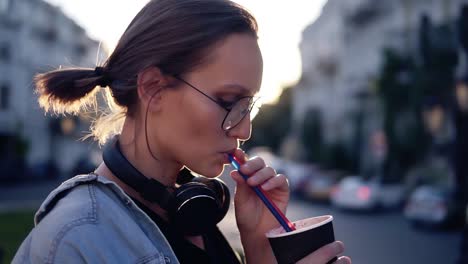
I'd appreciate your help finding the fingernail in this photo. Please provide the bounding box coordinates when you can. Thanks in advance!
[261,182,271,190]
[337,256,351,264]
[333,241,344,254]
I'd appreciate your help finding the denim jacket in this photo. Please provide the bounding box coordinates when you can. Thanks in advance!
[12,174,180,264]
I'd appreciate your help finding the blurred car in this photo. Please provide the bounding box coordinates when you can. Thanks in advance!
[330,176,405,211]
[404,185,465,229]
[29,159,60,180]
[296,169,341,202]
[70,156,98,176]
[282,161,315,194]
[247,147,309,192]
[247,147,284,170]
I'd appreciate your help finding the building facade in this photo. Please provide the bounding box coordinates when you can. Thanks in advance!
[293,0,467,158]
[0,0,106,179]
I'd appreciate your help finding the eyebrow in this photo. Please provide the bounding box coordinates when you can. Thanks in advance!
[220,83,257,96]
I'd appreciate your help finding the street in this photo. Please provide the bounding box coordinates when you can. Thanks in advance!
[0,174,462,264]
[219,197,461,264]
[217,171,462,264]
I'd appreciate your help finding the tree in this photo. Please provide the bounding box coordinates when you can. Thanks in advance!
[301,108,324,163]
[244,87,293,153]
[377,49,430,182]
[455,5,468,263]
[376,14,459,182]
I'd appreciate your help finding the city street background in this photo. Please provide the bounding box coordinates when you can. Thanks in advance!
[0,171,461,264]
[1,0,468,263]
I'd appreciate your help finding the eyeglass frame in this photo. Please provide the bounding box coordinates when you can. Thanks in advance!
[173,76,260,131]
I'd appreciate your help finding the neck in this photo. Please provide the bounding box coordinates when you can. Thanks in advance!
[95,163,170,220]
[118,116,182,187]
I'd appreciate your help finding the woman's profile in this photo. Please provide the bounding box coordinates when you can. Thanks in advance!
[13,0,351,263]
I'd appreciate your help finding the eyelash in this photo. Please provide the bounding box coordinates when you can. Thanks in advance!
[218,99,236,109]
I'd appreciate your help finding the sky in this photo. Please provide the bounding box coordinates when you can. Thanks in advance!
[45,0,327,104]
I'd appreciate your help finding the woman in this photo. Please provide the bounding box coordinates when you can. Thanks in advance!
[13,0,351,263]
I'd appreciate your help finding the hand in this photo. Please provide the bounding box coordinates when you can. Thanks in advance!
[229,148,290,237]
[297,241,352,264]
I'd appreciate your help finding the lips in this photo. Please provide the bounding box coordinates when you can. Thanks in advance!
[222,148,237,155]
[220,148,236,164]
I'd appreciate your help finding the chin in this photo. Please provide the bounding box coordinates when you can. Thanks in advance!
[187,155,227,178]
[206,167,225,178]
[197,164,225,178]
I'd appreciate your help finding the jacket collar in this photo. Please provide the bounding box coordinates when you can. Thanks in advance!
[34,173,128,224]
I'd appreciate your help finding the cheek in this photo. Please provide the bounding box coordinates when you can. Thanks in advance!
[155,99,225,158]
[188,105,224,139]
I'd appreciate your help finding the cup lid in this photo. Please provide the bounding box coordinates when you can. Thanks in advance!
[266,215,333,238]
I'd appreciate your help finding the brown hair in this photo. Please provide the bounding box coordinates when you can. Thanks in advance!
[35,0,258,144]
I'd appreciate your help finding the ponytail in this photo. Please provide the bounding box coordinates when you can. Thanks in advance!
[33,0,258,144]
[35,67,109,114]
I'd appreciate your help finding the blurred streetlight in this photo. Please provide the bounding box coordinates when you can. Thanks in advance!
[455,76,468,264]
[423,104,445,137]
[60,117,76,136]
[456,81,468,113]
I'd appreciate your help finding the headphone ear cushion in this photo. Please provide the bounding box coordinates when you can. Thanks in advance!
[191,177,231,224]
[171,182,222,235]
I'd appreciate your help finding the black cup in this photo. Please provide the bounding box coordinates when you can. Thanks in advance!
[266,215,337,264]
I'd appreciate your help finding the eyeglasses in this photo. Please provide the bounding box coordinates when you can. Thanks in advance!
[174,76,260,131]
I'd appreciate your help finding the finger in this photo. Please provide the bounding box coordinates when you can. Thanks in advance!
[334,256,352,264]
[230,170,254,193]
[296,241,344,264]
[239,156,266,175]
[245,166,276,186]
[260,174,289,192]
[230,170,255,204]
[230,170,247,185]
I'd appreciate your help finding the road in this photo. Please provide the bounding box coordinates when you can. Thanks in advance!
[0,172,463,264]
[219,198,462,264]
[217,171,462,264]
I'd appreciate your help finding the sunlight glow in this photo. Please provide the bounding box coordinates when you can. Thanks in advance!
[45,0,326,104]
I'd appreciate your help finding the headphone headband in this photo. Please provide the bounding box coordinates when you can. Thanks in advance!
[102,136,230,235]
[102,137,173,209]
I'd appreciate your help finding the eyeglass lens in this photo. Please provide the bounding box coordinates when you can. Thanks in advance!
[223,97,255,131]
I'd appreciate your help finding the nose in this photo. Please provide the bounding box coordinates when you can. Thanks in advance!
[226,113,252,141]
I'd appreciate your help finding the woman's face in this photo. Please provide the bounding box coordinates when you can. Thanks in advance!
[150,33,263,177]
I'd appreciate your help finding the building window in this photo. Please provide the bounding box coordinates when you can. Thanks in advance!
[0,0,10,14]
[34,27,58,43]
[0,43,11,62]
[346,3,383,28]
[74,43,87,57]
[0,84,10,110]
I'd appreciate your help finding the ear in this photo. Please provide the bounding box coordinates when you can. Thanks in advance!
[136,67,170,112]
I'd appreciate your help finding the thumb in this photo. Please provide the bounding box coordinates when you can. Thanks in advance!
[230,170,252,204]
[229,148,254,204]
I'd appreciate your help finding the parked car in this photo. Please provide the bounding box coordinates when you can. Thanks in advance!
[282,161,316,195]
[70,156,99,176]
[29,159,60,180]
[404,185,465,229]
[296,169,342,202]
[247,147,284,170]
[247,147,309,193]
[330,176,405,211]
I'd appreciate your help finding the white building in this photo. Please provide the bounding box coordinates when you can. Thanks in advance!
[294,0,468,146]
[0,0,106,179]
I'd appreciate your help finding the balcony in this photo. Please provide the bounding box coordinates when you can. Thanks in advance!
[33,26,58,43]
[345,2,386,28]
